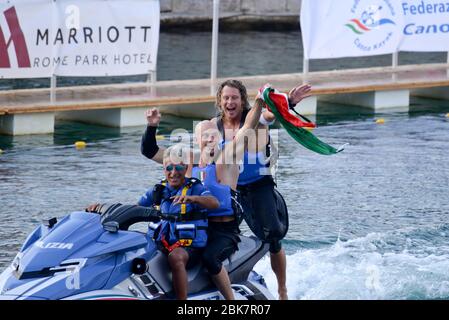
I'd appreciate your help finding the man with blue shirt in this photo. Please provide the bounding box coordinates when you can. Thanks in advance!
[88,145,219,300]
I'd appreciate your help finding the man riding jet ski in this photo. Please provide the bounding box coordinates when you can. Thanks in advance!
[0,149,274,300]
[0,200,273,300]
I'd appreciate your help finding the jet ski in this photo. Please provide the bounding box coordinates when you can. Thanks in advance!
[0,204,274,300]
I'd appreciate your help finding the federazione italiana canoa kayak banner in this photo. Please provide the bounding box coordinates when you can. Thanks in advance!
[301,0,403,59]
[400,0,449,51]
[301,0,449,59]
[0,0,160,78]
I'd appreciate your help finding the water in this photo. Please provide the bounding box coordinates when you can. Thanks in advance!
[1,31,449,299]
[253,99,449,299]
[1,97,448,299]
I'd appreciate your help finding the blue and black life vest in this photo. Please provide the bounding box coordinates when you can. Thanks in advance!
[152,178,208,250]
[236,149,271,185]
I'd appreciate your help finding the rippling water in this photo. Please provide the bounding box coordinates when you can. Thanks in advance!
[1,30,449,299]
[1,96,448,299]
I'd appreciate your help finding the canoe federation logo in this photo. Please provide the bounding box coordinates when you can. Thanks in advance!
[345,1,397,53]
[345,4,395,34]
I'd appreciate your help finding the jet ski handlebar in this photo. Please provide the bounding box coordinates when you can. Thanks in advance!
[96,203,162,231]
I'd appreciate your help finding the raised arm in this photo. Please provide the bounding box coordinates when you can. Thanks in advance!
[221,98,264,164]
[141,108,165,164]
[259,83,313,124]
[241,97,264,131]
[288,83,312,106]
[141,108,194,176]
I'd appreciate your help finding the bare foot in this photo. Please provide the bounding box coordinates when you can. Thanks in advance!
[279,288,288,300]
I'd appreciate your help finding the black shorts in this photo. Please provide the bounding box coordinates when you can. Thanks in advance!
[202,220,240,275]
[237,176,289,253]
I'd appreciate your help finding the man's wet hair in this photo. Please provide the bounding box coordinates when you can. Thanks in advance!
[215,79,250,116]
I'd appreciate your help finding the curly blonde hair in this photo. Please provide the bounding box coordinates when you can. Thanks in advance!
[215,79,250,117]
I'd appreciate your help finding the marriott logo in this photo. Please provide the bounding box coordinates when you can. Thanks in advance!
[0,6,31,68]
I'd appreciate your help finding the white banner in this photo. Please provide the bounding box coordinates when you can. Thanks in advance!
[301,0,449,59]
[0,0,160,79]
[401,0,449,51]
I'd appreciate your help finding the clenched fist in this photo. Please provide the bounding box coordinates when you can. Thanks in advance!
[145,108,161,127]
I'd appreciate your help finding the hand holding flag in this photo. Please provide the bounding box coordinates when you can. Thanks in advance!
[261,85,347,155]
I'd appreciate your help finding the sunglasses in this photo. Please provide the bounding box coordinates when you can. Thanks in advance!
[165,164,186,172]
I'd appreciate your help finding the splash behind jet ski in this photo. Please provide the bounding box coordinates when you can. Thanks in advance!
[0,204,273,300]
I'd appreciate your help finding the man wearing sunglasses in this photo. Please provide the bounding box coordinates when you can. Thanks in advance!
[139,146,219,300]
[88,145,219,300]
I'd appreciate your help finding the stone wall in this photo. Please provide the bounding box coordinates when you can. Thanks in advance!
[160,0,302,30]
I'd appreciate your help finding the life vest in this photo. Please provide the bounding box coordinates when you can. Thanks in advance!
[152,178,208,251]
[237,150,271,185]
[192,164,241,218]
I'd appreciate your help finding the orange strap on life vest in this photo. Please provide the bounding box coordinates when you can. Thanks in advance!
[161,235,193,253]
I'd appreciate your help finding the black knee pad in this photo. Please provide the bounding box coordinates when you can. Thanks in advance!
[269,239,282,254]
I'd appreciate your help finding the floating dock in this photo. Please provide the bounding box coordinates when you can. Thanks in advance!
[1,63,449,135]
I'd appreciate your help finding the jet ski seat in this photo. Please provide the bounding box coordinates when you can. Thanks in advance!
[146,235,269,297]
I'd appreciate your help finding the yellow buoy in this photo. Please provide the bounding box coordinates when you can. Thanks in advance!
[74,141,86,149]
[156,135,165,141]
[376,118,385,124]
[0,149,3,155]
[446,113,449,118]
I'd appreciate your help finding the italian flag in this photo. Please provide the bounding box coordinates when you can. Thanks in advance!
[261,86,346,155]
